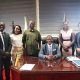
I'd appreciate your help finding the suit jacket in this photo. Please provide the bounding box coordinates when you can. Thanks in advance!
[38,43,61,59]
[0,32,12,57]
[75,32,80,48]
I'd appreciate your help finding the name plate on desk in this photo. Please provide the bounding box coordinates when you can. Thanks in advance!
[19,64,35,71]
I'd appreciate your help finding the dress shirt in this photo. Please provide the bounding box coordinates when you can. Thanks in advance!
[47,43,52,55]
[0,31,5,51]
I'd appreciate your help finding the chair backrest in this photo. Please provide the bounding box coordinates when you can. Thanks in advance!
[42,37,59,45]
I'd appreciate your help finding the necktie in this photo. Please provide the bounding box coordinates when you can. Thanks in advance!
[0,32,5,51]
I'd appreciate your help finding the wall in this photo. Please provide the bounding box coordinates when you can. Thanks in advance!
[0,0,80,34]
[40,0,80,34]
[0,0,36,33]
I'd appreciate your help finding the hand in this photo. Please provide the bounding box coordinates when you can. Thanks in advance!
[63,42,72,49]
[45,55,55,61]
[63,47,69,52]
[63,45,68,49]
[4,52,11,57]
[67,43,72,48]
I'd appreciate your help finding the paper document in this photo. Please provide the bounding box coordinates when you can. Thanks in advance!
[72,60,80,67]
[66,56,80,61]
[19,64,35,71]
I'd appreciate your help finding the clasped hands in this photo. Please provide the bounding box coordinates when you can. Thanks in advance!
[45,54,56,61]
[63,43,72,51]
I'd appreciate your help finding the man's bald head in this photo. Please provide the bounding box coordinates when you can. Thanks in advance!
[29,20,35,30]
[46,35,53,44]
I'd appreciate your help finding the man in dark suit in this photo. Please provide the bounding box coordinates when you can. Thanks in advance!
[0,23,12,80]
[38,35,61,60]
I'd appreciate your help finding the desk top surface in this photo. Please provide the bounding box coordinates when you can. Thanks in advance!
[11,57,80,72]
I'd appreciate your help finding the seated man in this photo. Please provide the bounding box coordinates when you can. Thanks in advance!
[38,35,61,60]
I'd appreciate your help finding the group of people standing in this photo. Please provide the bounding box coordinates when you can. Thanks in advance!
[0,20,41,80]
[0,20,80,80]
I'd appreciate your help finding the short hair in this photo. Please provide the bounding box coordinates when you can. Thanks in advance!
[29,20,35,26]
[0,22,5,28]
[46,35,53,42]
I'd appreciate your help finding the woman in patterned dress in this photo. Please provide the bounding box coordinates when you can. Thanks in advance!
[10,25,23,66]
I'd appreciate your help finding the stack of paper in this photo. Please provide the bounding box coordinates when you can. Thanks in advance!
[19,64,35,71]
[66,56,80,68]
[72,60,80,68]
[66,56,80,61]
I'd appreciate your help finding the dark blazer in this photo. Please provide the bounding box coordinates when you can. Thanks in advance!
[38,43,61,59]
[75,32,80,48]
[0,32,12,56]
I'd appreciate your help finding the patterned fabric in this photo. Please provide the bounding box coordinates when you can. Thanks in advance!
[11,47,23,66]
[22,29,41,57]
[10,34,23,66]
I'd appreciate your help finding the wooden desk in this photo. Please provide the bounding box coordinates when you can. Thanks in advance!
[11,57,80,80]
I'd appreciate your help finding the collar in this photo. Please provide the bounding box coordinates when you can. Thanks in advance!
[0,32,1,35]
[47,43,52,47]
[29,29,35,32]
[0,31,4,35]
